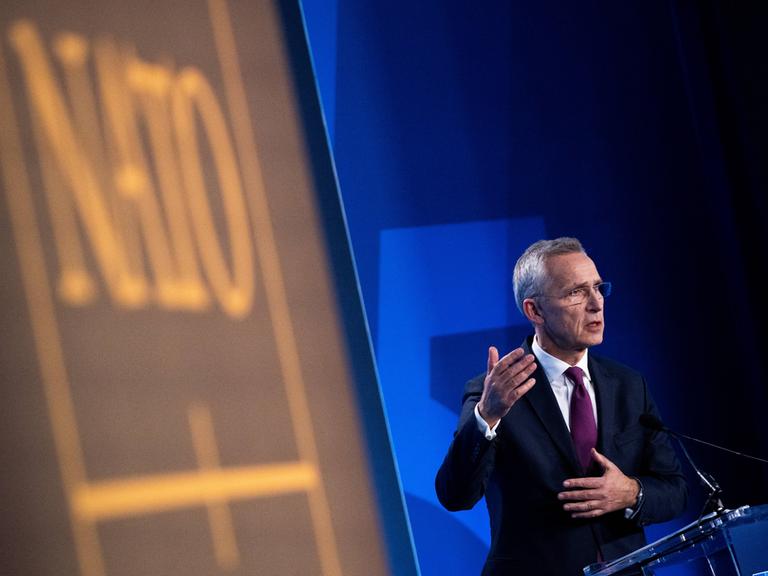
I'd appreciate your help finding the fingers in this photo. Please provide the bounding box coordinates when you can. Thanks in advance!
[563,500,603,513]
[484,348,537,397]
[558,478,602,520]
[492,350,537,405]
[486,346,499,375]
[503,360,537,390]
[479,347,538,422]
[562,477,602,490]
[559,486,606,518]
[492,349,536,385]
[503,377,536,405]
[570,506,606,519]
[558,488,599,502]
[493,348,526,374]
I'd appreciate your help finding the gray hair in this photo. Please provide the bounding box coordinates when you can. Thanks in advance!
[513,237,586,314]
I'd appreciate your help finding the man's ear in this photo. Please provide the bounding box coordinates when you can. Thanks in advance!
[523,298,544,325]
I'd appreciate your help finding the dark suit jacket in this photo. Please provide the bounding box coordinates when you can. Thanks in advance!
[435,337,687,576]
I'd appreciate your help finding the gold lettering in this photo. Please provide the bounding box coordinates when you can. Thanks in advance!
[7,20,253,319]
[121,55,210,310]
[91,39,152,306]
[172,68,254,319]
[9,21,144,307]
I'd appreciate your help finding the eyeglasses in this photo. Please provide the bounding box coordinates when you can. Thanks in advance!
[533,281,612,306]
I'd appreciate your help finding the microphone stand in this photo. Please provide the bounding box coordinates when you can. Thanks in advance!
[639,415,729,521]
[669,434,726,521]
[640,414,768,522]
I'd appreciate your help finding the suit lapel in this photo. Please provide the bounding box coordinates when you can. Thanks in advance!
[588,355,617,458]
[522,339,582,475]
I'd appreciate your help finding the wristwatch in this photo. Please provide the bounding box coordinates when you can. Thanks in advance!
[624,477,645,520]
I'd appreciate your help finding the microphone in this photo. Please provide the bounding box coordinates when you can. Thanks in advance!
[639,414,725,517]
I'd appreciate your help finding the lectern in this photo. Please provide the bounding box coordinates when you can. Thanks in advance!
[584,505,768,576]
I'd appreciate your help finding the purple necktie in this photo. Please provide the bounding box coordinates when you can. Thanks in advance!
[565,366,597,473]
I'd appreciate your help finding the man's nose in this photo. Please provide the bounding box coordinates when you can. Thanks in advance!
[586,288,603,310]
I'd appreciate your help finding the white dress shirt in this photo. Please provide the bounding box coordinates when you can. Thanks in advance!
[474,336,598,440]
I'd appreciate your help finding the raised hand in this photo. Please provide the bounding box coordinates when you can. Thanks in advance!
[476,346,537,427]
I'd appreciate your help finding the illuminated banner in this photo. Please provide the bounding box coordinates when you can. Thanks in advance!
[0,1,413,574]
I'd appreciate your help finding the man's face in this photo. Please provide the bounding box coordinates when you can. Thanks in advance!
[533,252,605,360]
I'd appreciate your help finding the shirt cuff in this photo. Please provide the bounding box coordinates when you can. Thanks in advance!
[474,404,500,440]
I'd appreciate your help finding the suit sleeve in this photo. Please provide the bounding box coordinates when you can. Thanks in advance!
[435,374,498,511]
[633,378,688,525]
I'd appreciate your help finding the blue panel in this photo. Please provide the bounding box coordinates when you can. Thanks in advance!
[377,217,545,573]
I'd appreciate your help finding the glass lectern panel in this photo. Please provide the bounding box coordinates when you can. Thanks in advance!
[584,505,768,576]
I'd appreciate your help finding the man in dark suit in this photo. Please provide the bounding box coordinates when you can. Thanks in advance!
[435,238,687,576]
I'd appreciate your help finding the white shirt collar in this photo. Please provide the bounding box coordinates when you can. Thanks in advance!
[532,335,591,384]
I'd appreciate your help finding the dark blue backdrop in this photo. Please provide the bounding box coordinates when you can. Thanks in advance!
[301,1,768,573]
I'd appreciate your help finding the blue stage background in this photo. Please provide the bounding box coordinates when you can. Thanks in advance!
[301,1,768,573]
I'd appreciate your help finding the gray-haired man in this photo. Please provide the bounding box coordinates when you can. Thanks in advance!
[436,238,687,575]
